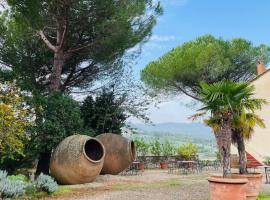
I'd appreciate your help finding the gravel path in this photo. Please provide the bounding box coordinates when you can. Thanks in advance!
[67,182,209,200]
[44,170,270,200]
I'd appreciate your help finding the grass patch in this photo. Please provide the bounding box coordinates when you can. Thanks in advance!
[17,186,73,199]
[259,194,270,200]
[112,179,180,191]
[51,186,72,196]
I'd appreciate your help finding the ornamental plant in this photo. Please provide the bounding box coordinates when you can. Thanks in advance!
[35,173,58,194]
[0,82,34,161]
[150,139,162,156]
[195,81,265,177]
[162,140,176,157]
[177,143,198,160]
[134,138,150,157]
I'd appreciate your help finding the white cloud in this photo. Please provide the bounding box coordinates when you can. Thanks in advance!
[126,45,140,54]
[150,35,178,42]
[128,96,200,124]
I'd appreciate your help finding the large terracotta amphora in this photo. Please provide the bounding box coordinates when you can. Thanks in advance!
[50,135,105,184]
[96,133,136,175]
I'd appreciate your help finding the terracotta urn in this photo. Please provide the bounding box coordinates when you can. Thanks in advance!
[160,162,168,169]
[50,135,105,185]
[96,133,136,175]
[139,162,145,171]
[232,173,263,200]
[208,176,248,200]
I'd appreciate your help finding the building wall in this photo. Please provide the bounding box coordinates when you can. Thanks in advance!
[245,69,270,162]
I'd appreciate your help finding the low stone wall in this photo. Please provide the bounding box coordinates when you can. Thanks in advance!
[136,156,186,169]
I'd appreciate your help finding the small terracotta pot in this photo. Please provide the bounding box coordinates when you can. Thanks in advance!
[232,173,263,200]
[139,163,145,171]
[208,176,248,200]
[160,162,168,169]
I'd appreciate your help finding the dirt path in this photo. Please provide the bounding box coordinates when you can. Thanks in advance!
[44,170,270,200]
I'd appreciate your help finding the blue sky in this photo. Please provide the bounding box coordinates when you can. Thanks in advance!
[129,0,270,124]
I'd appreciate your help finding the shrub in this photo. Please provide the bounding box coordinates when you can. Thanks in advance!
[0,170,7,181]
[162,140,176,157]
[35,173,58,193]
[25,183,37,195]
[8,174,28,183]
[177,143,199,160]
[134,138,150,157]
[264,156,270,165]
[150,139,162,156]
[0,178,26,198]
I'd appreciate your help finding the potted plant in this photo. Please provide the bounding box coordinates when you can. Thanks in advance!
[134,138,150,171]
[150,139,164,169]
[194,81,265,200]
[161,140,175,169]
[176,143,198,161]
[264,157,270,166]
[199,81,267,200]
[231,111,266,200]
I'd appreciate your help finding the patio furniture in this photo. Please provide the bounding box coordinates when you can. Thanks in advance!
[168,161,178,174]
[120,161,142,176]
[197,160,221,171]
[177,160,198,174]
[264,166,270,184]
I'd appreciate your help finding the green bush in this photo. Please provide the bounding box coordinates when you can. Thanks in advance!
[25,183,37,195]
[150,140,162,156]
[0,170,7,181]
[8,174,28,183]
[263,157,270,165]
[0,178,26,198]
[162,140,176,157]
[177,143,199,160]
[134,138,150,157]
[35,173,58,194]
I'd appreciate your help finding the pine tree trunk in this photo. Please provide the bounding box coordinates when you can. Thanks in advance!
[215,116,232,178]
[236,133,248,174]
[50,50,65,91]
[36,51,66,175]
[36,152,51,175]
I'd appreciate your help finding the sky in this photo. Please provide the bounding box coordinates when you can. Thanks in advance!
[129,0,270,124]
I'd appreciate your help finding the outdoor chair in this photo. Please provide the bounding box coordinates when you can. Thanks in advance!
[177,161,189,175]
[120,162,143,176]
[168,162,178,174]
[265,167,270,184]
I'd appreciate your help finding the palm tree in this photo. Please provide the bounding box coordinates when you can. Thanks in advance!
[205,112,265,174]
[232,113,265,174]
[197,81,266,177]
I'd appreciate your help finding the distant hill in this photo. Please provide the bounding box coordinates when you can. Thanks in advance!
[123,122,217,159]
[126,122,214,139]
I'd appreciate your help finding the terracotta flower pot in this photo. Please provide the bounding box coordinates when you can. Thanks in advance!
[232,173,263,200]
[96,133,136,175]
[50,135,105,185]
[139,163,145,171]
[208,176,248,200]
[160,162,168,169]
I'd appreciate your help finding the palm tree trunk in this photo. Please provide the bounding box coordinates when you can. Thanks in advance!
[215,117,232,178]
[236,133,248,174]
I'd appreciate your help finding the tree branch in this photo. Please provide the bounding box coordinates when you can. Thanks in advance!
[59,22,67,49]
[38,30,57,53]
[68,43,93,53]
[173,83,202,102]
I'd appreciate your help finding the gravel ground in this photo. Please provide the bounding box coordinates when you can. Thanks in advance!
[44,170,270,200]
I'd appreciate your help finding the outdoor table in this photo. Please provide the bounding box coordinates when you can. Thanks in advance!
[131,161,140,170]
[177,161,198,172]
[264,166,270,183]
